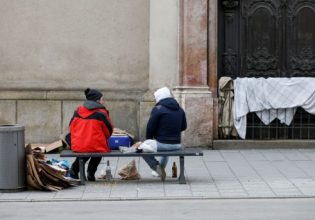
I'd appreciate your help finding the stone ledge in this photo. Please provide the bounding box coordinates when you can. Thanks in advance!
[173,86,212,94]
[0,91,47,100]
[0,90,147,101]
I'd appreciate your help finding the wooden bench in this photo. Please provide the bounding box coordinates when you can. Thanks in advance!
[60,149,203,185]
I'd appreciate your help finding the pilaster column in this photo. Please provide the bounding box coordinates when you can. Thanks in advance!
[174,0,213,147]
[180,0,208,86]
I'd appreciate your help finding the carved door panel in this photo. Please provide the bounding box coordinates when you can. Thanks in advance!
[286,0,315,76]
[219,0,315,78]
[241,0,282,77]
[219,0,240,78]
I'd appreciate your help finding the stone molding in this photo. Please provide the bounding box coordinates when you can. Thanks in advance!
[173,86,212,94]
[0,90,146,101]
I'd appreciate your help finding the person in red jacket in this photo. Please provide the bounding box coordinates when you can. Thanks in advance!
[68,88,113,181]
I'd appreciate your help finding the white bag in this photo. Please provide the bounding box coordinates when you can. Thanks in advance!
[138,139,157,153]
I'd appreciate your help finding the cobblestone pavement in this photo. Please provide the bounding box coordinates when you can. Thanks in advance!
[1,149,315,201]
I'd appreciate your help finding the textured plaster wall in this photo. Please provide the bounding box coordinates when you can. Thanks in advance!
[149,0,179,90]
[0,0,149,90]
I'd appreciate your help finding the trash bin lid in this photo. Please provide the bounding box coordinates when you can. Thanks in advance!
[0,124,25,132]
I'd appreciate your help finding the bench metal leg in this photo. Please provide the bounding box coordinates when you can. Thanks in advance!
[179,156,186,184]
[79,158,86,185]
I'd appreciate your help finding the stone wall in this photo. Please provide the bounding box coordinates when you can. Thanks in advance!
[0,0,151,143]
[0,0,216,147]
[0,90,152,144]
[0,0,149,91]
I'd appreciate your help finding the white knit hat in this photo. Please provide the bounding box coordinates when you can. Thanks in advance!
[154,87,172,103]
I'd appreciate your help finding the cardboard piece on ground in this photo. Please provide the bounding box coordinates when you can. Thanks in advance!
[29,144,46,153]
[25,143,78,191]
[45,140,63,153]
[28,141,62,153]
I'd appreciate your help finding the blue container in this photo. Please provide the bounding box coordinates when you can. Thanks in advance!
[108,136,133,150]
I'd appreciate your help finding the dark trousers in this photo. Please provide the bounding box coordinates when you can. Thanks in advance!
[70,157,102,176]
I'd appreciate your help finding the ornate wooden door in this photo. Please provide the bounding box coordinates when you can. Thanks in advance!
[219,0,315,78]
[218,0,315,139]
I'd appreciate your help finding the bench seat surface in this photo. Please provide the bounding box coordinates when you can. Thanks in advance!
[60,149,203,157]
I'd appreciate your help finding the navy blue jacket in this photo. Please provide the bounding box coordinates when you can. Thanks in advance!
[146,97,187,144]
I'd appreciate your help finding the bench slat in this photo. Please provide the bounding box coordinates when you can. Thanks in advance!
[60,149,203,157]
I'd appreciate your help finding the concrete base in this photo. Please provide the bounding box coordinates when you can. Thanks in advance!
[173,86,213,148]
[213,140,315,149]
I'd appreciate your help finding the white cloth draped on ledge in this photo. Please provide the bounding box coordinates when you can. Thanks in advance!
[233,77,315,139]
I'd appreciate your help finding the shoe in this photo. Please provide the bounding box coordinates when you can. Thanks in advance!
[151,170,160,177]
[156,165,166,181]
[69,169,79,179]
[87,173,96,181]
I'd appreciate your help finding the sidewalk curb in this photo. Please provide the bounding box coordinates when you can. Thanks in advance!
[2,195,315,203]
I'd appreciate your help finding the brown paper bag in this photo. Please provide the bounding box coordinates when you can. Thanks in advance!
[118,159,141,180]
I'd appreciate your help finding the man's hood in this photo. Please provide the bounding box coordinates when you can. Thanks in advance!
[157,97,180,110]
[76,100,105,118]
[154,87,172,103]
[83,100,105,110]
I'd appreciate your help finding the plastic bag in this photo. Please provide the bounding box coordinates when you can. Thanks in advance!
[138,139,157,153]
[118,159,141,180]
[49,158,70,170]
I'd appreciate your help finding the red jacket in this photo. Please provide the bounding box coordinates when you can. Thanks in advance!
[69,101,113,153]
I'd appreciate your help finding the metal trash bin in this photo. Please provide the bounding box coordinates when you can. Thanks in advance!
[0,125,26,192]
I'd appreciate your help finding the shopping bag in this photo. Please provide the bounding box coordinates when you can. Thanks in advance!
[118,159,141,180]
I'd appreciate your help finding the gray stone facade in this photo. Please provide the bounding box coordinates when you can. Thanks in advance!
[0,0,215,147]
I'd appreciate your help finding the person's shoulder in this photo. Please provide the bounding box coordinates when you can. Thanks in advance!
[179,106,186,113]
[153,104,166,111]
[75,105,84,111]
[95,108,109,117]
[97,108,108,113]
[151,105,164,114]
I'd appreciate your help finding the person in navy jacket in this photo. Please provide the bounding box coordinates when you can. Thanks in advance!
[143,87,187,181]
[68,88,113,181]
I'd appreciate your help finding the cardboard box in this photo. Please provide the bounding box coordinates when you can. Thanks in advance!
[29,140,63,153]
[45,140,63,153]
[108,135,133,150]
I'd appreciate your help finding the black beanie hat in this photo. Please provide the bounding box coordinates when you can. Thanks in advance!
[85,88,103,101]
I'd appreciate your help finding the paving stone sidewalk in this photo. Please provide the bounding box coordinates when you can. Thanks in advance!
[1,149,315,201]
